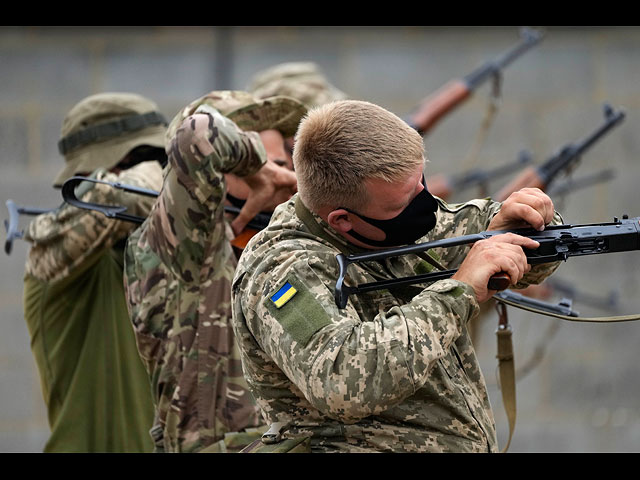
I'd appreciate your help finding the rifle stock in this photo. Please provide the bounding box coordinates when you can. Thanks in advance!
[495,168,546,201]
[4,200,57,255]
[407,27,544,135]
[4,175,274,253]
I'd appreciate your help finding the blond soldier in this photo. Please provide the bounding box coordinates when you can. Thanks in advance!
[124,91,307,453]
[231,100,563,453]
[23,93,166,452]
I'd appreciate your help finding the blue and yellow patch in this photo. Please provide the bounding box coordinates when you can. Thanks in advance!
[270,281,297,308]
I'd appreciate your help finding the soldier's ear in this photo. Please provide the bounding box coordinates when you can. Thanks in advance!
[327,209,353,233]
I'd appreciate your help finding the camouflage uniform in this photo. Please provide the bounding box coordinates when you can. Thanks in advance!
[23,162,162,452]
[248,61,348,108]
[123,91,307,453]
[232,194,563,453]
[22,92,167,453]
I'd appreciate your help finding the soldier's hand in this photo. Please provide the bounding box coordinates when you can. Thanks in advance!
[230,160,297,235]
[451,233,540,303]
[488,187,555,232]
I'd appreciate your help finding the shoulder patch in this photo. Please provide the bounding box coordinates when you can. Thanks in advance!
[265,275,332,346]
[270,281,297,308]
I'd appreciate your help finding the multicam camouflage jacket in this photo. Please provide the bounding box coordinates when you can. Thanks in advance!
[124,107,265,453]
[232,194,563,453]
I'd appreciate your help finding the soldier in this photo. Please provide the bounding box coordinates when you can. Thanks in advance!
[248,61,348,109]
[22,92,166,452]
[231,99,563,453]
[123,91,308,453]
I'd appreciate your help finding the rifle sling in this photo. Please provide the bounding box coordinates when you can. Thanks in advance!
[494,294,640,323]
[495,302,516,453]
[492,291,640,454]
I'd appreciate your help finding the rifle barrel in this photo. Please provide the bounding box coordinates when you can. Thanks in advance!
[463,27,544,89]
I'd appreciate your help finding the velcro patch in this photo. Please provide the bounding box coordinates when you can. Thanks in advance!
[265,275,332,346]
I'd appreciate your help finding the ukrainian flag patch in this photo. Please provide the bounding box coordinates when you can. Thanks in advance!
[271,281,297,308]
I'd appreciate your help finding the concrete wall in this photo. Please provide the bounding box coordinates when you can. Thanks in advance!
[1,25,639,453]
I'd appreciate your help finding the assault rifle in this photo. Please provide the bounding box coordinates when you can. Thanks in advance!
[406,27,544,136]
[494,104,625,202]
[3,177,271,255]
[427,150,532,200]
[334,214,640,310]
[59,176,272,232]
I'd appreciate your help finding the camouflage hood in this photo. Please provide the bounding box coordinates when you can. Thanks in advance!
[165,90,308,144]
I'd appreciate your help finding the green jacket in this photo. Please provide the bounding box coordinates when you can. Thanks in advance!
[23,161,161,452]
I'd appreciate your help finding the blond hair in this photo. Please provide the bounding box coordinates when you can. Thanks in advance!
[293,100,425,212]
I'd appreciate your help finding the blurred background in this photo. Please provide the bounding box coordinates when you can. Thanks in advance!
[1,25,639,453]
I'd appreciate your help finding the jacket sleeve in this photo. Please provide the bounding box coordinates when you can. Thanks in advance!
[142,107,267,283]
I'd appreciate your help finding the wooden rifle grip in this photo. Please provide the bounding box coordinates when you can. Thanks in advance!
[488,273,511,291]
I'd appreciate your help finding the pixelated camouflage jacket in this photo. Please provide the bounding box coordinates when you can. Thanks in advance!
[124,107,265,453]
[232,194,563,453]
[24,161,163,282]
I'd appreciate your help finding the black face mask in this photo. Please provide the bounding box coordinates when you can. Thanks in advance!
[341,181,439,247]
